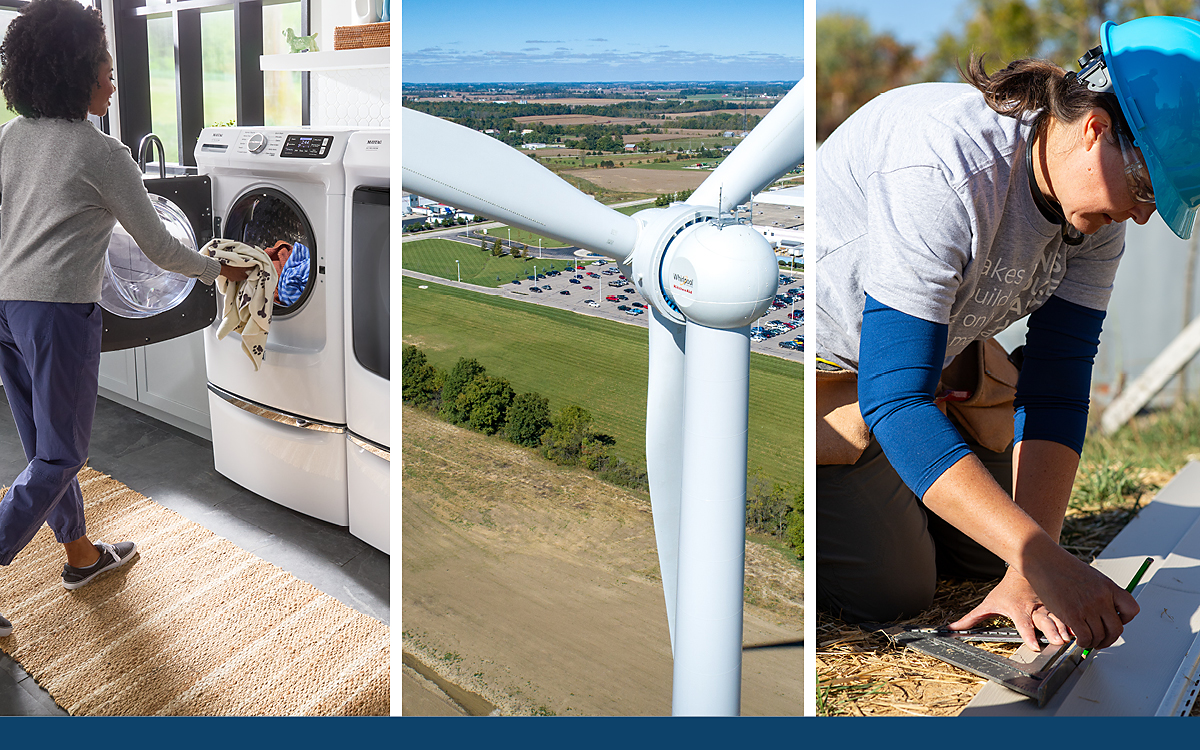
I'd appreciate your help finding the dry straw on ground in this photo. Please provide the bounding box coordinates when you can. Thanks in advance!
[817,476,1150,717]
[0,468,389,716]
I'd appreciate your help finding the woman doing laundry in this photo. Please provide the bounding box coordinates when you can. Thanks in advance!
[0,0,247,638]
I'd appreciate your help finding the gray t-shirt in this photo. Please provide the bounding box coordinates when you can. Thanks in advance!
[814,83,1126,371]
[0,117,220,304]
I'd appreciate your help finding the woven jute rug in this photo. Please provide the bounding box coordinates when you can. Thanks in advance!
[0,467,389,716]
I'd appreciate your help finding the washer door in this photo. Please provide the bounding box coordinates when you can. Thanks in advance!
[100,175,217,352]
[101,195,196,318]
[222,187,318,317]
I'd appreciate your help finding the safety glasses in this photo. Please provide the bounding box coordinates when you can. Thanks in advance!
[1115,127,1156,204]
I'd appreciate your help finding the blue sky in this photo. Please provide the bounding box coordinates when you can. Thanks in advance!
[401,0,803,83]
[820,0,967,56]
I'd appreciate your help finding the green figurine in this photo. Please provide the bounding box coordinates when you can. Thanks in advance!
[284,28,318,53]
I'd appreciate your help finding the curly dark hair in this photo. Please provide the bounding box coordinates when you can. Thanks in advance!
[0,0,109,120]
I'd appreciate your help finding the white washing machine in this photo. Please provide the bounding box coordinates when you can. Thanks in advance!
[195,127,358,525]
[343,131,390,553]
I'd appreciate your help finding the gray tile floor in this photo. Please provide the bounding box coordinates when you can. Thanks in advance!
[0,392,390,715]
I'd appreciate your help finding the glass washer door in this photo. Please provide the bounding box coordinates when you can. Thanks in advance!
[100,194,198,319]
[222,187,318,317]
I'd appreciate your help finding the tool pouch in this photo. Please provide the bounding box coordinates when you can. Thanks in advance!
[815,337,1020,465]
[815,366,870,465]
[938,338,1020,454]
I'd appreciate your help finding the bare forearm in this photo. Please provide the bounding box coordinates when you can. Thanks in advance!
[921,452,1054,574]
[1011,439,1078,543]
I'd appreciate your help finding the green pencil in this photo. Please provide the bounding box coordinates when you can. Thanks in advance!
[1081,556,1153,658]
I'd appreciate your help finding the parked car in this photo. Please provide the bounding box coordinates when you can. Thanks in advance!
[559,290,570,295]
[511,279,521,285]
[570,278,581,284]
[541,284,551,290]
[616,294,628,301]
[606,295,619,302]
[627,308,644,316]
[632,302,644,308]
[617,305,630,311]
[583,285,593,290]
[779,340,802,351]
[585,300,600,307]
[529,286,541,293]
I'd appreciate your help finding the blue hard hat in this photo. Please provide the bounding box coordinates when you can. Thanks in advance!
[1102,16,1200,239]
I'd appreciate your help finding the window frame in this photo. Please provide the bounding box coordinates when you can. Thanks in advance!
[113,0,309,169]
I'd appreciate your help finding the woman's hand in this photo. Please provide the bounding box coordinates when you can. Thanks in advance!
[219,264,250,283]
[949,544,1139,651]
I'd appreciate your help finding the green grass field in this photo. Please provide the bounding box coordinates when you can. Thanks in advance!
[402,238,582,286]
[483,226,571,250]
[402,276,802,487]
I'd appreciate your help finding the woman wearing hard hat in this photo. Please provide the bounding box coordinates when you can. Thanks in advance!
[815,16,1200,652]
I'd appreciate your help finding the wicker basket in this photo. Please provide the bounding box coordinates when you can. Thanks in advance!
[334,22,390,50]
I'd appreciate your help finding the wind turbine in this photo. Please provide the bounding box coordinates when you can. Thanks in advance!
[403,80,804,716]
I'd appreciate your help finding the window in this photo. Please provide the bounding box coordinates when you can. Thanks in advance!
[0,8,22,128]
[146,12,179,163]
[262,1,301,126]
[201,7,236,128]
[114,0,308,168]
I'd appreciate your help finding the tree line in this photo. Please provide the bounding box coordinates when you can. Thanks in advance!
[402,345,802,556]
[816,0,1194,140]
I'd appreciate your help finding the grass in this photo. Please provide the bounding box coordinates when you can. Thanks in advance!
[1081,399,1200,475]
[402,238,581,287]
[483,226,571,250]
[401,275,802,487]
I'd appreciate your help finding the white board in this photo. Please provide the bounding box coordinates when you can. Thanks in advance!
[960,460,1200,715]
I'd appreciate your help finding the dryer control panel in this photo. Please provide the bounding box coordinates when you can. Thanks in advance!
[281,134,334,159]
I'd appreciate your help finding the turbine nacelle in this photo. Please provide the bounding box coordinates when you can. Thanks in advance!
[664,223,777,329]
[628,204,777,329]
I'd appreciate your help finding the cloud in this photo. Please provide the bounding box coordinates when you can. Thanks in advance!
[523,47,541,52]
[525,39,563,44]
[588,38,607,42]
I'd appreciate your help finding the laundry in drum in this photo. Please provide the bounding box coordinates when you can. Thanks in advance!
[277,241,309,306]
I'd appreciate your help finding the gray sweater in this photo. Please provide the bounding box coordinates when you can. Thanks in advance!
[0,117,221,303]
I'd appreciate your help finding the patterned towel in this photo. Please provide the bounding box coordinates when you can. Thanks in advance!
[200,239,277,370]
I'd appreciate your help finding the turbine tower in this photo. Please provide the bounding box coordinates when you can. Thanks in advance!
[403,79,804,716]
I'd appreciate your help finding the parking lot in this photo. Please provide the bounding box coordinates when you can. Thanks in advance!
[491,258,804,363]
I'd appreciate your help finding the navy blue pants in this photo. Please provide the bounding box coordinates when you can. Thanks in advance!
[0,302,102,565]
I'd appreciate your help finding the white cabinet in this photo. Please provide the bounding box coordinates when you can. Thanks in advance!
[98,329,211,439]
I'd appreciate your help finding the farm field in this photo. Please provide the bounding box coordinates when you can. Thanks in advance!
[564,166,709,194]
[401,276,803,487]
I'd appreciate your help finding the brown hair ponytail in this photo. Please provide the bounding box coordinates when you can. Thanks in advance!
[959,55,1126,134]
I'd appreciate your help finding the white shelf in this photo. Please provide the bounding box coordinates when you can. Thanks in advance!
[259,48,389,72]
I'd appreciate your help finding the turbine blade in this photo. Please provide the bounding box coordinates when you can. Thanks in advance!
[401,108,639,260]
[672,322,751,717]
[646,308,686,652]
[688,79,805,213]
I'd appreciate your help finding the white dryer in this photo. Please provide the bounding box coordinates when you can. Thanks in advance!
[343,131,389,553]
[195,127,356,525]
